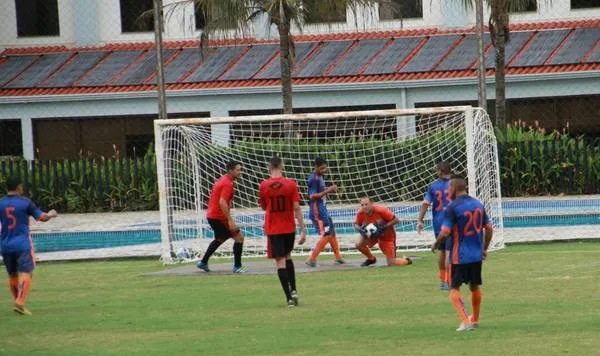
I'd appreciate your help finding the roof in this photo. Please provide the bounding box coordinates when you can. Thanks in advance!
[0,19,599,97]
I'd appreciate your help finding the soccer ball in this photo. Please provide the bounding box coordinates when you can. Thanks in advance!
[365,223,378,238]
[176,247,192,260]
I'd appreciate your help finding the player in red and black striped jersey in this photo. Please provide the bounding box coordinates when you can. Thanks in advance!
[196,161,248,273]
[259,156,307,307]
[432,176,493,332]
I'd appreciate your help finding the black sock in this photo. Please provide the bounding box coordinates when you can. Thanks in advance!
[286,259,296,292]
[201,240,223,263]
[233,242,243,268]
[277,268,292,301]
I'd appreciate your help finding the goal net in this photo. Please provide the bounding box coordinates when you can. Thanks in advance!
[154,106,504,263]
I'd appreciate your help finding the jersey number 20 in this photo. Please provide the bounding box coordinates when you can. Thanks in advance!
[463,208,483,236]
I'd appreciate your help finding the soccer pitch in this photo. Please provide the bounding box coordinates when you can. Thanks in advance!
[1,242,599,355]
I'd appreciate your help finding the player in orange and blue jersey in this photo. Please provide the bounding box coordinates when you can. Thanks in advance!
[417,161,453,290]
[432,176,493,332]
[0,177,57,315]
[305,157,345,267]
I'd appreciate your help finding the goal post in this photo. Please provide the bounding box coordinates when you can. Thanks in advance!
[154,106,504,263]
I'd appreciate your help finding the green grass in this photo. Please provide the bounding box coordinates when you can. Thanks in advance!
[1,242,600,355]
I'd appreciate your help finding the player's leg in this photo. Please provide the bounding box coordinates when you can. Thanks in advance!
[3,253,19,300]
[448,264,473,331]
[380,240,411,266]
[356,237,377,266]
[269,235,294,307]
[231,230,247,273]
[468,262,483,327]
[14,251,35,315]
[306,219,328,266]
[284,234,299,306]
[326,219,344,263]
[197,219,228,271]
[434,228,448,290]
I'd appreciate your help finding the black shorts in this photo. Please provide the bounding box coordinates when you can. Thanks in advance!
[208,218,240,241]
[435,236,448,252]
[450,262,483,289]
[267,233,295,259]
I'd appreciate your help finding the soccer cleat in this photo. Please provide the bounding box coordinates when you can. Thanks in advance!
[232,265,249,273]
[334,259,346,265]
[196,261,210,272]
[305,260,317,268]
[13,305,32,316]
[287,299,296,308]
[469,315,480,328]
[290,290,299,306]
[361,258,377,267]
[456,323,474,332]
[402,256,413,265]
[440,282,450,291]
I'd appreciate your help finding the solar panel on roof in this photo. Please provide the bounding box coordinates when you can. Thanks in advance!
[76,51,143,86]
[295,41,352,78]
[0,55,39,87]
[486,31,533,68]
[6,53,70,88]
[586,43,600,63]
[328,39,387,76]
[436,34,492,71]
[363,37,422,75]
[401,35,460,73]
[220,45,277,81]
[255,42,317,79]
[116,49,176,85]
[41,52,105,88]
[185,46,245,82]
[549,28,600,65]
[511,30,569,67]
[163,48,203,83]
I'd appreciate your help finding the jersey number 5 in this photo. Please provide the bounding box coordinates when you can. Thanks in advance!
[463,208,483,236]
[5,207,17,231]
[270,196,286,213]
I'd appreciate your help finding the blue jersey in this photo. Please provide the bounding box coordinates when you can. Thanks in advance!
[424,178,452,233]
[442,195,492,265]
[0,195,44,253]
[307,173,329,221]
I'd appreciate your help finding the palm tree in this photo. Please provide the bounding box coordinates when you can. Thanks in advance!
[459,0,545,127]
[167,0,387,114]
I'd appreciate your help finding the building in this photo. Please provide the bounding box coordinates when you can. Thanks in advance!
[1,0,599,159]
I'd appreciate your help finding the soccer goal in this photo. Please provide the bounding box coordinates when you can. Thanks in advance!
[154,106,504,263]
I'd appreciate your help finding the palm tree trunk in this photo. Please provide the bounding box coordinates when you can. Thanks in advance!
[493,5,508,128]
[278,19,293,114]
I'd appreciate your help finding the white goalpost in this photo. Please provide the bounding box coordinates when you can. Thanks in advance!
[154,106,504,263]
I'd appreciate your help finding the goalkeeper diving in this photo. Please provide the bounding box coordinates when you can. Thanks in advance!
[354,197,412,267]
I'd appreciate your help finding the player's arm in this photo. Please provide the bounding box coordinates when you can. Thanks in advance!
[417,187,433,233]
[308,178,337,201]
[432,206,454,252]
[482,210,494,259]
[292,183,307,244]
[29,201,57,222]
[380,207,399,230]
[219,183,236,230]
[258,183,267,210]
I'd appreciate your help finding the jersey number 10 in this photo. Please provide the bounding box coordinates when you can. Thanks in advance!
[270,196,287,213]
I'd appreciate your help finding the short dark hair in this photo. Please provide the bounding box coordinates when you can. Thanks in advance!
[226,160,241,172]
[437,161,452,174]
[269,156,282,169]
[450,175,467,192]
[314,156,327,167]
[5,176,22,191]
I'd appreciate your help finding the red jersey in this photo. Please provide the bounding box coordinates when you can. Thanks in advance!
[206,175,235,220]
[355,205,396,241]
[259,177,300,235]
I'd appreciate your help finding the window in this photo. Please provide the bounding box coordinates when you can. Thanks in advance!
[509,0,537,13]
[304,0,347,24]
[571,0,600,9]
[120,0,154,33]
[15,0,59,37]
[379,0,423,20]
[0,121,23,156]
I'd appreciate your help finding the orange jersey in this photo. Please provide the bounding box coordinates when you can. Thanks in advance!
[355,205,396,241]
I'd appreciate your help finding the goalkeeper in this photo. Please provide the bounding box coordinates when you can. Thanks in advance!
[354,197,412,267]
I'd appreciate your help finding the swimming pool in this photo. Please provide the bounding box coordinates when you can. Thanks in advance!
[28,198,600,253]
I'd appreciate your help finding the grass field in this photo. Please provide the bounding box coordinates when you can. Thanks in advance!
[1,242,599,355]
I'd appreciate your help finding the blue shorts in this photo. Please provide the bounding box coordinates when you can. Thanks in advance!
[311,216,335,237]
[2,251,36,275]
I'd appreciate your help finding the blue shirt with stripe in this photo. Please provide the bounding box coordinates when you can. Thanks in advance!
[424,178,451,234]
[0,195,43,253]
[442,195,491,265]
[307,173,329,221]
